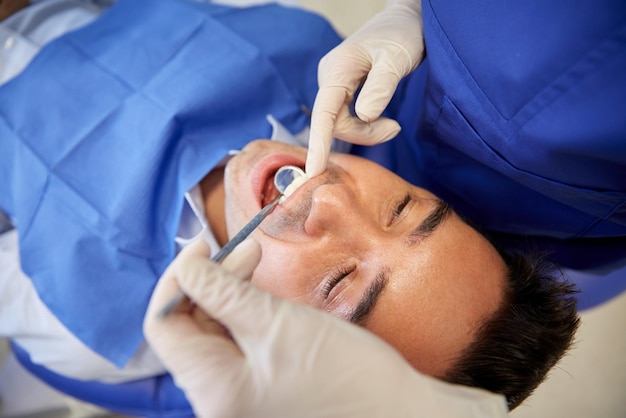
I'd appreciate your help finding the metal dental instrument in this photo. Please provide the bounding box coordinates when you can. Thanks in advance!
[157,194,282,320]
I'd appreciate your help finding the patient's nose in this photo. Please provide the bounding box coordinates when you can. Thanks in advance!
[304,184,361,237]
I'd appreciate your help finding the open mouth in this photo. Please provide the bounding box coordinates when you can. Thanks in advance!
[259,162,306,207]
[249,148,307,208]
[260,168,282,207]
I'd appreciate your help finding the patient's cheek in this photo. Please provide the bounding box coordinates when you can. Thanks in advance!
[251,264,313,303]
[250,263,284,294]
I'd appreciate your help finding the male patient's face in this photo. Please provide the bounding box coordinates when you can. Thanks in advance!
[223,140,505,376]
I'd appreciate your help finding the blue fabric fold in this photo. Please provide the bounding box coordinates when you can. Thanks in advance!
[381,0,626,269]
[0,0,341,366]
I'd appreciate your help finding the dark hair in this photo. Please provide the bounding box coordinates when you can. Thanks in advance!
[442,251,580,410]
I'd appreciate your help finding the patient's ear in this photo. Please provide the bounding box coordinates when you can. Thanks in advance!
[0,0,29,21]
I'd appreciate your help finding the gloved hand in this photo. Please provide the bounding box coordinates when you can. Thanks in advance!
[306,0,426,177]
[144,238,508,418]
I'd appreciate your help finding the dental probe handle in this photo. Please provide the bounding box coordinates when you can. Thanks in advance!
[157,195,281,320]
[212,195,280,263]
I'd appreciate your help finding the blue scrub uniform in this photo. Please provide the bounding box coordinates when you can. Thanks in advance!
[0,0,342,366]
[359,0,626,271]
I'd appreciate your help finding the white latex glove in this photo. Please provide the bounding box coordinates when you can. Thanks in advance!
[144,239,508,418]
[306,0,426,177]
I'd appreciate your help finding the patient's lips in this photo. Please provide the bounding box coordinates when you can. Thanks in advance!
[253,154,303,208]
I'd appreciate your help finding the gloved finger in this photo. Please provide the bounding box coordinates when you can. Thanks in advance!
[219,238,262,277]
[143,239,240,374]
[146,301,240,365]
[180,235,214,259]
[147,317,247,416]
[177,239,261,313]
[306,85,348,177]
[144,238,213,322]
[354,63,404,122]
[316,44,371,90]
[143,238,212,338]
[175,239,284,347]
[333,103,401,145]
[143,241,249,397]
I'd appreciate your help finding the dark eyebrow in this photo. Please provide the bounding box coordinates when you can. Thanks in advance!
[348,268,389,326]
[348,199,452,326]
[406,199,452,246]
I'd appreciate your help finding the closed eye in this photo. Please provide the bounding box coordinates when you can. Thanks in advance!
[322,266,354,298]
[393,193,412,221]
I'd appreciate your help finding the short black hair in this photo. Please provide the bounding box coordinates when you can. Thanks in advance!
[442,251,580,410]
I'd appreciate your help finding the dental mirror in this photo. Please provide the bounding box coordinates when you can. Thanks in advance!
[274,165,307,196]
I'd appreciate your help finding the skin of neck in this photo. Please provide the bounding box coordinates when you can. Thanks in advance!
[199,167,229,246]
[1,0,29,21]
